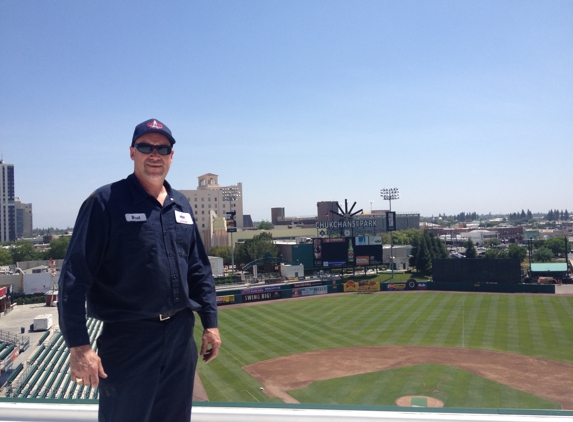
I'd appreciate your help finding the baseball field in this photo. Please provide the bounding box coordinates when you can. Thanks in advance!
[195,291,573,409]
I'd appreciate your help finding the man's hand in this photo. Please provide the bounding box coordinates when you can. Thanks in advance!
[69,344,107,388]
[200,327,221,363]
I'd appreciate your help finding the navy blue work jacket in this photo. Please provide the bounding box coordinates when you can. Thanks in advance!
[58,173,218,348]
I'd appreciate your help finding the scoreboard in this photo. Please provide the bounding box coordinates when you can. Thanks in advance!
[313,236,383,268]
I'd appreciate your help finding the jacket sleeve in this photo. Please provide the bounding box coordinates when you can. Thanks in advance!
[58,193,109,348]
[186,214,218,330]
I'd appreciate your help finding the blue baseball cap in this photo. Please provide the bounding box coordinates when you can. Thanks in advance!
[132,119,176,146]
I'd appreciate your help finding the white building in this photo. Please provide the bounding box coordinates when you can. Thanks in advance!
[460,230,498,247]
[179,174,244,249]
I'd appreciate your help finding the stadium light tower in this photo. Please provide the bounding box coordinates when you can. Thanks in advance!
[380,188,400,278]
[221,187,241,279]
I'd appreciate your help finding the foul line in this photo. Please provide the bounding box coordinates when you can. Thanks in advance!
[222,346,246,366]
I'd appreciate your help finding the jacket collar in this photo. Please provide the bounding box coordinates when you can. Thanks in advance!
[126,173,174,205]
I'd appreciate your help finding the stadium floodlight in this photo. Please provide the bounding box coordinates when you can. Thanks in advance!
[380,188,400,278]
[221,187,241,278]
[380,188,400,202]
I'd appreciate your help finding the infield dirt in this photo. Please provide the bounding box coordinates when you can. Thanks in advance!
[243,346,573,409]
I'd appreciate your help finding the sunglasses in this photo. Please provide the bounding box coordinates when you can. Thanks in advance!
[133,143,172,155]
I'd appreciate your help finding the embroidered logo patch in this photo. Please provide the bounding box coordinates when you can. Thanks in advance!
[147,120,163,130]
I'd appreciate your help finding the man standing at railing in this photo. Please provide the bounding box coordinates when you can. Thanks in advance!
[58,118,221,422]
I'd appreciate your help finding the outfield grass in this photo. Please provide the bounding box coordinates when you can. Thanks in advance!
[196,292,573,406]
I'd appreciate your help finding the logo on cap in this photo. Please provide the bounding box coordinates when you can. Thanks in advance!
[147,120,164,130]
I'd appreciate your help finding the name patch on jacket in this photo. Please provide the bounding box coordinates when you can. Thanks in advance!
[125,213,147,222]
[175,210,194,225]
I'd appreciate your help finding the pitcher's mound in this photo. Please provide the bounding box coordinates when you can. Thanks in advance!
[396,396,444,408]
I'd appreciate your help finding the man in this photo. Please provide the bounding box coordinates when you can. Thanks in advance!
[58,118,221,422]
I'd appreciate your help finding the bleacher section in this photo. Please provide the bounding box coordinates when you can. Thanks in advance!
[0,329,31,377]
[5,318,102,400]
[0,329,30,353]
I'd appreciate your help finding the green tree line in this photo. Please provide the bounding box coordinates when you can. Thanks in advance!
[209,232,279,267]
[0,237,71,266]
[546,209,570,221]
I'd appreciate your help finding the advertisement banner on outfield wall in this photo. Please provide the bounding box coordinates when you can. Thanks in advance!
[241,286,282,295]
[292,281,325,288]
[217,295,236,306]
[358,280,380,292]
[242,291,282,303]
[344,280,381,292]
[343,280,359,292]
[292,285,328,298]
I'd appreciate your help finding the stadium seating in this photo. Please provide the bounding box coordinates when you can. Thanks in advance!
[5,317,103,400]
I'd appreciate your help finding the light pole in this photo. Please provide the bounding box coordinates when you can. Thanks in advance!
[221,187,241,279]
[380,187,400,278]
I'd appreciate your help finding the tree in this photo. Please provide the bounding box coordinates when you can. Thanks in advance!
[379,232,391,245]
[233,243,249,266]
[414,234,432,274]
[409,230,448,272]
[483,249,501,259]
[242,232,279,262]
[507,244,527,262]
[483,249,508,259]
[546,210,554,221]
[544,237,567,255]
[391,228,420,246]
[257,220,274,230]
[10,240,42,263]
[464,238,477,258]
[0,248,13,265]
[533,246,553,263]
[533,239,545,249]
[208,246,232,265]
[485,238,500,248]
[44,236,71,260]
[431,232,449,259]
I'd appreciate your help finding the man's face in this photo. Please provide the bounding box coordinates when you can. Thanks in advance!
[130,133,174,183]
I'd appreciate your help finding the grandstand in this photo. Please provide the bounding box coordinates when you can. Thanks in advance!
[4,318,102,401]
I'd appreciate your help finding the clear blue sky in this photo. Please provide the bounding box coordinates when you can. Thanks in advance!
[1,0,571,229]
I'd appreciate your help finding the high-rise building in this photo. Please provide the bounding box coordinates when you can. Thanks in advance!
[15,198,33,238]
[0,161,16,242]
[179,173,243,250]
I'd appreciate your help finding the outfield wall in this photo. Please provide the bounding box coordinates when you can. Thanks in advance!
[429,281,555,293]
[216,278,554,306]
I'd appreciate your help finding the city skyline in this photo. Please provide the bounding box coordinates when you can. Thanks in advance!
[1,1,571,229]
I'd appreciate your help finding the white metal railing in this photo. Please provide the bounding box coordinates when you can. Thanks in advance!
[0,402,571,422]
